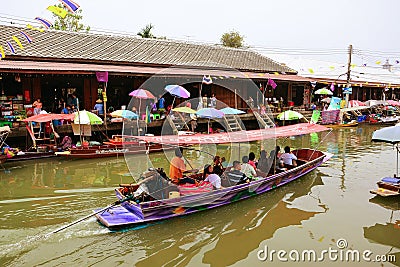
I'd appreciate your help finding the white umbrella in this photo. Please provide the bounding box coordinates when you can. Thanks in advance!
[372,125,400,175]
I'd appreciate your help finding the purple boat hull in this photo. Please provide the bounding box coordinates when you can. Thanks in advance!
[96,149,330,228]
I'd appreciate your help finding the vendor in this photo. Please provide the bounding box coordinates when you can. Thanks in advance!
[93,99,104,115]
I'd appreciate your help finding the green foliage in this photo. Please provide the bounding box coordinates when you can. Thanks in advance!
[51,4,90,32]
[220,30,244,48]
[137,24,156,38]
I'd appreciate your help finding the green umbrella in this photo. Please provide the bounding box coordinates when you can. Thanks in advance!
[277,110,304,120]
[74,110,103,125]
[314,88,333,95]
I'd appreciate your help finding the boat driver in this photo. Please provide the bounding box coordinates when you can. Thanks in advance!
[169,148,186,184]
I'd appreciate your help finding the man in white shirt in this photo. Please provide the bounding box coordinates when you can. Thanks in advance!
[279,146,297,167]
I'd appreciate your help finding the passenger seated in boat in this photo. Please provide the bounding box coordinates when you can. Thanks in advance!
[225,160,251,186]
[279,146,297,168]
[248,152,257,169]
[203,164,223,189]
[169,148,186,184]
[221,157,228,168]
[212,155,224,176]
[241,156,256,178]
[257,150,270,173]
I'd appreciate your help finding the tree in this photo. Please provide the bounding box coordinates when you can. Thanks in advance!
[220,30,244,48]
[51,4,90,32]
[137,24,156,38]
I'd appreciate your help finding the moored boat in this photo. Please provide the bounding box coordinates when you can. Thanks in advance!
[370,177,400,197]
[58,135,168,159]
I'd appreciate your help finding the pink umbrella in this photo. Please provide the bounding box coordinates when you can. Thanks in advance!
[129,89,155,116]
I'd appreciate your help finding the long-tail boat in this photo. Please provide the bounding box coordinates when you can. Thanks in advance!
[94,123,332,228]
[58,135,168,159]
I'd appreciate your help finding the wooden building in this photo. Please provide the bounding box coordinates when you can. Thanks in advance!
[0,25,312,122]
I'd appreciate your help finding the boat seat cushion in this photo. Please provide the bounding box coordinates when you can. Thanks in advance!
[178,181,213,195]
[381,177,400,184]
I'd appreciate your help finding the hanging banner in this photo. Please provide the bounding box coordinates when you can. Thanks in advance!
[343,87,352,94]
[96,71,108,82]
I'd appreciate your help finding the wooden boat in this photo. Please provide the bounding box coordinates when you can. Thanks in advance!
[58,135,168,159]
[94,123,331,228]
[370,177,400,197]
[323,120,358,128]
[7,113,76,161]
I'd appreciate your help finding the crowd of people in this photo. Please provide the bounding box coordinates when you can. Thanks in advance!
[168,145,298,190]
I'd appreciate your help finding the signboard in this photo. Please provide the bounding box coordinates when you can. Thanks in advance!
[343,87,352,94]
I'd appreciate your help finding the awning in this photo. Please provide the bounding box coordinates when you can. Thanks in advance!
[0,60,312,82]
[134,123,329,145]
[23,113,75,122]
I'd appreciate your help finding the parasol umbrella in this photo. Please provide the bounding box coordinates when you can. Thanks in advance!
[196,108,224,119]
[321,97,331,103]
[74,110,103,125]
[165,85,190,108]
[172,106,196,114]
[314,88,333,95]
[129,89,155,116]
[196,108,225,134]
[277,110,304,120]
[372,125,400,176]
[219,107,245,115]
[110,109,138,119]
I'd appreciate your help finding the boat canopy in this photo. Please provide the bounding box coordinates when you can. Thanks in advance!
[23,113,75,122]
[134,123,329,145]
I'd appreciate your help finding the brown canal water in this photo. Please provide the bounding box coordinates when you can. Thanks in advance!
[0,124,399,266]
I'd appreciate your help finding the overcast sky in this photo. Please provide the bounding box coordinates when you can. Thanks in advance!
[2,0,400,65]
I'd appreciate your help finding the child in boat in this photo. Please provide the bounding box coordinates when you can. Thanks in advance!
[203,164,222,189]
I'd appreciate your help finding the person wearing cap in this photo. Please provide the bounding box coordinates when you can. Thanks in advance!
[93,99,104,115]
[190,114,197,132]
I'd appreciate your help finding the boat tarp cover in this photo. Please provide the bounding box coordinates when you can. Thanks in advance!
[135,123,329,145]
[23,113,75,122]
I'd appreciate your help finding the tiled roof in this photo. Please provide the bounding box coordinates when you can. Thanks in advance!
[0,25,296,74]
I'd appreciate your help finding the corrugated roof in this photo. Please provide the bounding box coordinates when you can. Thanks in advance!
[0,25,296,74]
[0,60,311,82]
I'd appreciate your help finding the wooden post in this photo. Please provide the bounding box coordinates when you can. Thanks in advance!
[345,44,353,108]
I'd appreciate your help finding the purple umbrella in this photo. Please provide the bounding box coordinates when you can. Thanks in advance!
[165,85,190,108]
[129,89,155,116]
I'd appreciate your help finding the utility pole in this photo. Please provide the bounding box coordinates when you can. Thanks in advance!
[345,44,353,107]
